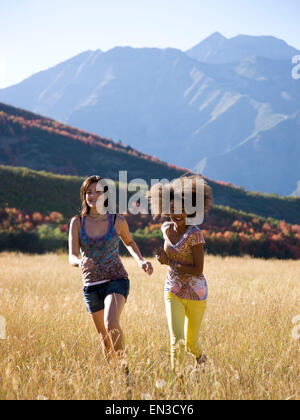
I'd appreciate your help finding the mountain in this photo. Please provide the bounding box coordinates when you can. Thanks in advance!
[0,102,188,182]
[186,33,300,63]
[199,112,300,195]
[0,50,103,118]
[0,35,299,196]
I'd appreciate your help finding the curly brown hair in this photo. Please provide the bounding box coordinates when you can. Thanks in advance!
[148,174,213,219]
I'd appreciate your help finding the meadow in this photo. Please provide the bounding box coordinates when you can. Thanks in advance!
[0,253,299,400]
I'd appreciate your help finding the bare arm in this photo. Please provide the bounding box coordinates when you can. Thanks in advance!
[68,216,82,267]
[116,215,153,276]
[156,244,204,277]
[176,244,204,276]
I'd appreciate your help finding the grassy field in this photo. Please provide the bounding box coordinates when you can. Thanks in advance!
[0,253,299,400]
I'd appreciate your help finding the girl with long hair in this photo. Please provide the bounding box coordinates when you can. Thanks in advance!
[69,175,153,372]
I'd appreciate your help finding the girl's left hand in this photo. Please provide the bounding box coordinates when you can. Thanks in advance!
[156,248,168,265]
[139,260,154,276]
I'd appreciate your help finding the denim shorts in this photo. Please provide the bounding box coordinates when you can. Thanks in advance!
[83,278,130,314]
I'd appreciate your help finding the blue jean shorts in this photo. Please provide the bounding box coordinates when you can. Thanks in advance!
[83,278,130,314]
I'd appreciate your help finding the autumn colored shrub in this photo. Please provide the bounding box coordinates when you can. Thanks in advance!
[0,202,299,259]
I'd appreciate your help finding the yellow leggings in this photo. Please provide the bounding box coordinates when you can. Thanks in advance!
[164,291,207,371]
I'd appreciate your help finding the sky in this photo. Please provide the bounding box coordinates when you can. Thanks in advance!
[1,0,300,88]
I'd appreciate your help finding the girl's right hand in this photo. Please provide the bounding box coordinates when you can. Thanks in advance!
[139,260,154,276]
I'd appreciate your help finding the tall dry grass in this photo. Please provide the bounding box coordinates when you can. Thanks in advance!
[0,252,299,400]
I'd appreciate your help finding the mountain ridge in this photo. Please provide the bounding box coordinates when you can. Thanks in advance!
[0,101,189,181]
[186,33,300,63]
[0,34,299,195]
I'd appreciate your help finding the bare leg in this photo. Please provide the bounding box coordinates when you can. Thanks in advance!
[104,293,126,361]
[91,309,114,361]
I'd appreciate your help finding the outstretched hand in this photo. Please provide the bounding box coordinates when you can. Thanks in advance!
[139,260,154,276]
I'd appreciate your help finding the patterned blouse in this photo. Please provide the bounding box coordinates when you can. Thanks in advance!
[162,221,208,301]
[79,214,128,286]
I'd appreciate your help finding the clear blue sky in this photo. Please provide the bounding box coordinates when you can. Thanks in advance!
[1,0,300,88]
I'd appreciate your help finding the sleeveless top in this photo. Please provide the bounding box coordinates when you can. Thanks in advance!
[79,214,128,286]
[162,221,208,301]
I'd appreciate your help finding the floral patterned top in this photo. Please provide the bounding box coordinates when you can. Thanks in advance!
[79,214,128,286]
[162,221,208,301]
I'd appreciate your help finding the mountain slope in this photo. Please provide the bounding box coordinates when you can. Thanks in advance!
[1,103,300,223]
[1,163,300,224]
[201,112,300,195]
[0,50,103,118]
[0,102,188,182]
[0,37,299,195]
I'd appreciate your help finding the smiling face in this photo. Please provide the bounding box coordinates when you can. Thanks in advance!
[85,182,104,210]
[170,200,187,228]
